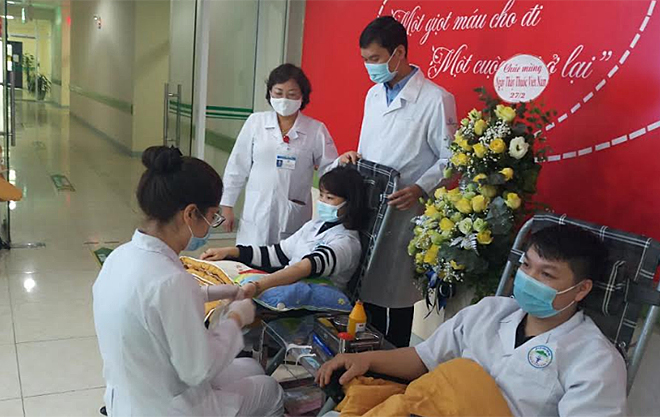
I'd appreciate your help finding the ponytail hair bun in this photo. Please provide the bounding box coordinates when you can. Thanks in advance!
[137,146,223,223]
[142,146,183,174]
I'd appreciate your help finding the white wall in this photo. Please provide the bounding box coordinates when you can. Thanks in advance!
[284,0,305,66]
[252,0,287,113]
[69,0,169,155]
[51,6,62,103]
[132,0,170,153]
[70,0,135,152]
[51,2,70,107]
[61,2,71,107]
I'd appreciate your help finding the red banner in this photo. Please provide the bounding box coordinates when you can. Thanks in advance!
[302,0,660,240]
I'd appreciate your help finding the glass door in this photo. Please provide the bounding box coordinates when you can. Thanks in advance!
[165,0,197,156]
[203,0,259,167]
[0,0,16,248]
[202,0,260,240]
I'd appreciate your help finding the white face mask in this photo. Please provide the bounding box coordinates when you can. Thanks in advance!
[270,97,302,117]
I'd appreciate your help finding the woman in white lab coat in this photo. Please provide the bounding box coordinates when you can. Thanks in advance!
[203,166,366,298]
[92,146,283,417]
[221,64,339,246]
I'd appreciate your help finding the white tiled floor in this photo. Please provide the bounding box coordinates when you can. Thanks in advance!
[0,102,138,416]
[1,101,659,416]
[0,101,242,416]
[22,388,106,417]
[0,344,21,401]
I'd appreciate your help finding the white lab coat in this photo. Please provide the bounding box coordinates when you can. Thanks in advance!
[357,68,457,308]
[415,297,627,417]
[221,111,338,246]
[93,231,249,417]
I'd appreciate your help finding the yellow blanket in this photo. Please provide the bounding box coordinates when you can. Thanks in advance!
[337,358,512,417]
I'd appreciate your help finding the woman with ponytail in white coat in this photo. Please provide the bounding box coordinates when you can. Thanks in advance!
[93,147,283,417]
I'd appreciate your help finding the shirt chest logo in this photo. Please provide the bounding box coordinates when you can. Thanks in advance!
[528,345,553,369]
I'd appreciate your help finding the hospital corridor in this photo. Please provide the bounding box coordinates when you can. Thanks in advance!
[1,0,660,416]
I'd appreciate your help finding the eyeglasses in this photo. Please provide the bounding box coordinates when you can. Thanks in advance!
[270,89,303,100]
[197,208,226,228]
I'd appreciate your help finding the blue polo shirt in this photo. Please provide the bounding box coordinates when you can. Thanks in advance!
[384,66,418,106]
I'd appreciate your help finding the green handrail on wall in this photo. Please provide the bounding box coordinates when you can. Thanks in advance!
[168,100,252,121]
[69,85,253,122]
[70,84,133,115]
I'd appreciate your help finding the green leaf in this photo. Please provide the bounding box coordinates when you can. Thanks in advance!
[487,172,507,185]
[512,123,527,136]
[521,165,542,194]
[486,197,513,235]
[439,246,488,275]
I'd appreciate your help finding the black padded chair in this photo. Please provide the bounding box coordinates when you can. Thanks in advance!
[495,213,660,393]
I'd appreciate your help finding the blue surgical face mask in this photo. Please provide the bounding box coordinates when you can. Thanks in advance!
[185,223,211,252]
[364,51,401,84]
[513,269,583,318]
[317,200,346,223]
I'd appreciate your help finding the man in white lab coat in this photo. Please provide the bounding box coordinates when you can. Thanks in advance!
[317,226,627,417]
[339,16,457,347]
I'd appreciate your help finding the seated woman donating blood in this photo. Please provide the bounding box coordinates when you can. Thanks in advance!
[201,166,367,299]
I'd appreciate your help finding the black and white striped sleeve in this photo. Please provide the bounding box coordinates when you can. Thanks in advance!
[303,245,339,278]
[235,244,290,273]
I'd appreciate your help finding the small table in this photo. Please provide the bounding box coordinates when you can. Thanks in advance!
[259,314,396,376]
[259,314,398,416]
[259,315,323,377]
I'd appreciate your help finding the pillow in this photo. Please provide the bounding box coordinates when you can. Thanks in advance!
[236,272,353,313]
[180,257,353,313]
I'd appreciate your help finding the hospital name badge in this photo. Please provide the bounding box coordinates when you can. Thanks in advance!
[276,155,297,170]
[528,345,553,369]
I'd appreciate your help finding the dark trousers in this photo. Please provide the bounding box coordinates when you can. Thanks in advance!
[365,303,415,348]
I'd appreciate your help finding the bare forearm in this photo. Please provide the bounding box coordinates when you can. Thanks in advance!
[364,348,428,381]
[226,247,240,258]
[259,259,312,291]
[202,285,239,302]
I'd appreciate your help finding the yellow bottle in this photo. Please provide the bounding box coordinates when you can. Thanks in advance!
[347,301,367,337]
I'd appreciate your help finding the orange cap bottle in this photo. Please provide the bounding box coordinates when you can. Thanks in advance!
[347,301,367,337]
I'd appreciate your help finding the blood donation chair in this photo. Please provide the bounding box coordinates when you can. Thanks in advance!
[258,159,401,374]
[495,213,660,393]
[343,159,401,302]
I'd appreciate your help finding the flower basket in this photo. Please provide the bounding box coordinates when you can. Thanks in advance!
[409,87,555,311]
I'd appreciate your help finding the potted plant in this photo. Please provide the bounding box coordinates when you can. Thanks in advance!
[22,53,35,88]
[33,74,51,100]
[22,53,51,100]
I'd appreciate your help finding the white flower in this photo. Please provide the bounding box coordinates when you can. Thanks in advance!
[458,218,473,235]
[509,137,530,159]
